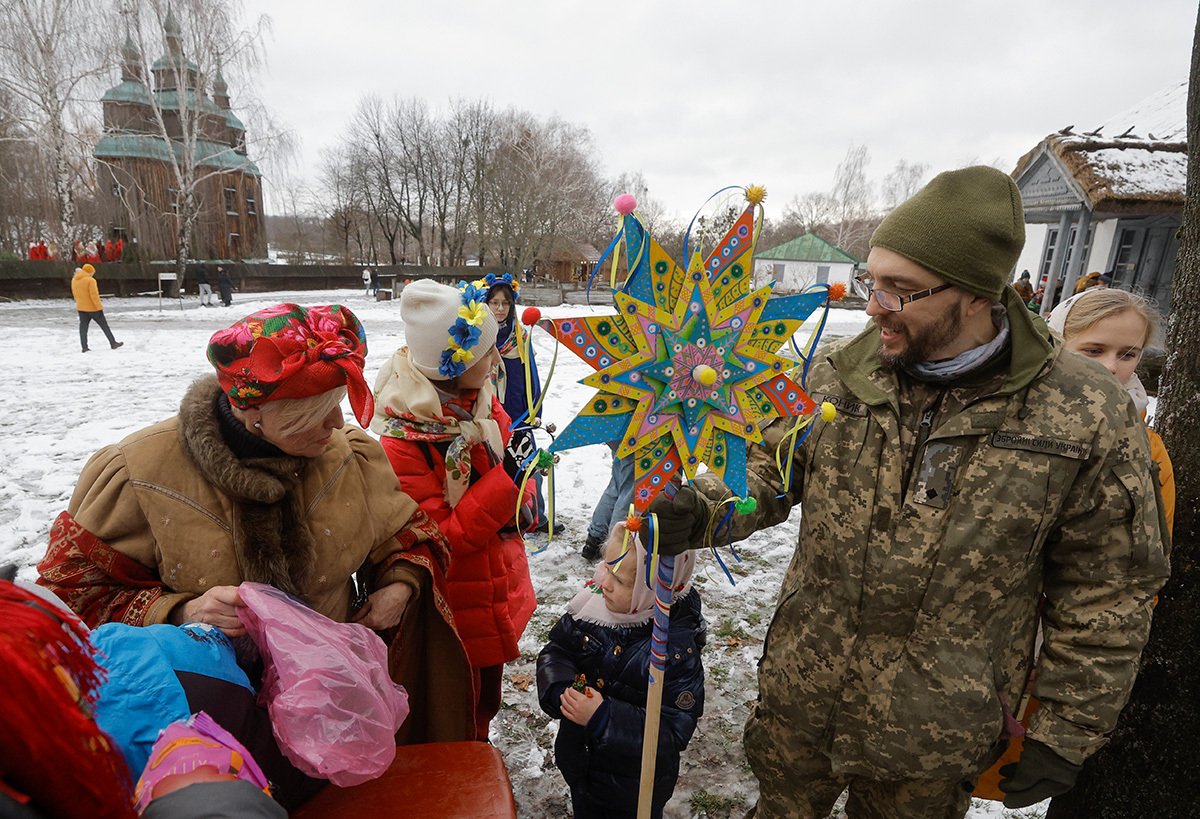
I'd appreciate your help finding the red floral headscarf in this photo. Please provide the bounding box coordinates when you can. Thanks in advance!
[207,303,374,427]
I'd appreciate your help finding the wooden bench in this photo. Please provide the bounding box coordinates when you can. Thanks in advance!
[291,742,518,818]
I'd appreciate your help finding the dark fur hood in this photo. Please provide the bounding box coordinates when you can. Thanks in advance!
[176,376,317,595]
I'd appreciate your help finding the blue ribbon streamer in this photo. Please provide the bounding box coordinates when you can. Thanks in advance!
[585,229,625,306]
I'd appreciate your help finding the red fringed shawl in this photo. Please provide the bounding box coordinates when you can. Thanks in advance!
[0,581,136,818]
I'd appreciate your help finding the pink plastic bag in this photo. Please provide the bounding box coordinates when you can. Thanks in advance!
[236,581,409,786]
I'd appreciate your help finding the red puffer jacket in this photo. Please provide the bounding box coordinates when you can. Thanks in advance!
[381,397,536,668]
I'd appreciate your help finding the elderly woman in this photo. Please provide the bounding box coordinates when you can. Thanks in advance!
[37,303,473,744]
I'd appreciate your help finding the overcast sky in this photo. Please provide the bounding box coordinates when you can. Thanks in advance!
[238,0,1195,219]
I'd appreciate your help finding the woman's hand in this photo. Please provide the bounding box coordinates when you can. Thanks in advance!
[352,582,414,631]
[560,686,604,727]
[173,585,245,637]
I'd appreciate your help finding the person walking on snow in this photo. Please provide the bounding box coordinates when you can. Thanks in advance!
[72,264,123,353]
[195,265,214,306]
[645,166,1169,818]
[363,269,373,296]
[216,266,233,307]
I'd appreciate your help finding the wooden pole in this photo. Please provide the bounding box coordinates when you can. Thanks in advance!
[636,549,675,819]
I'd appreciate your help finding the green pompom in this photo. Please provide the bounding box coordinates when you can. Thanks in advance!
[735,496,757,515]
[535,450,555,469]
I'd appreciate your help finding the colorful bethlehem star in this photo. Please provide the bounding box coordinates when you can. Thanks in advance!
[542,187,827,512]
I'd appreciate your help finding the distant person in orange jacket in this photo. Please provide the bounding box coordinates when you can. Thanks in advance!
[71,264,124,353]
[1013,270,1034,303]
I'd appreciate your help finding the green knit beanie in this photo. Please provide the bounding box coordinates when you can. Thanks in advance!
[869,165,1025,301]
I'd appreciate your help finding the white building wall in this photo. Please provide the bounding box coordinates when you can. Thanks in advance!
[1087,219,1118,274]
[753,259,856,292]
[1014,223,1048,282]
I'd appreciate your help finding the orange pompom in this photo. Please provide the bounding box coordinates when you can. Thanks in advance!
[624,514,642,533]
[828,282,847,302]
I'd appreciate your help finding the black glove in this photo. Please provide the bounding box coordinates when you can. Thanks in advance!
[998,739,1083,808]
[638,485,710,556]
[503,431,537,483]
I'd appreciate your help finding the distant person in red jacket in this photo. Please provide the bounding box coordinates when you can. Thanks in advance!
[103,240,115,262]
[371,278,537,742]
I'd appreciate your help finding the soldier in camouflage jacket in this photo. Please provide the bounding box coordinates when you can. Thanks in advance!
[652,167,1170,818]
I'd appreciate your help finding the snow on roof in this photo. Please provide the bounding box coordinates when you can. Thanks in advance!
[1085,147,1187,200]
[1084,81,1186,143]
[1013,81,1186,213]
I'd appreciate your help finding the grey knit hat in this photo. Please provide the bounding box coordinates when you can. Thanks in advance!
[870,166,1025,301]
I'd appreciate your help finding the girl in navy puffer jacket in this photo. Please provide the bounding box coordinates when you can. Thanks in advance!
[537,524,705,819]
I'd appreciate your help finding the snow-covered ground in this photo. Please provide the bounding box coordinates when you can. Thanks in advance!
[0,289,1046,818]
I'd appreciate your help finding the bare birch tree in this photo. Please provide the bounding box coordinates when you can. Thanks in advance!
[0,0,108,242]
[880,159,930,210]
[827,143,874,256]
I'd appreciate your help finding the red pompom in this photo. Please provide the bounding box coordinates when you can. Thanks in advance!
[624,514,642,533]
[521,307,542,325]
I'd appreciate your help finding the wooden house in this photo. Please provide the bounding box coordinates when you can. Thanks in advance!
[94,13,265,262]
[753,232,859,292]
[1012,82,1185,314]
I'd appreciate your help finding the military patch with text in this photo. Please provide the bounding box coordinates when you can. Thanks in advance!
[811,392,869,418]
[990,430,1091,460]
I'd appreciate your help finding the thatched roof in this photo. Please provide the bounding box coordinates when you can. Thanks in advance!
[1013,81,1185,215]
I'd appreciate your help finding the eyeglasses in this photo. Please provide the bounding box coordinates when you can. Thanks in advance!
[851,274,953,312]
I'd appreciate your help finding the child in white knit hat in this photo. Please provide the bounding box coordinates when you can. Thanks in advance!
[371,278,537,741]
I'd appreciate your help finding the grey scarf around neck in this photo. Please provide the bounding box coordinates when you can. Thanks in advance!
[908,305,1010,382]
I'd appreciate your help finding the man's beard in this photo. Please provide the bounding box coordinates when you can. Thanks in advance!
[878,309,964,369]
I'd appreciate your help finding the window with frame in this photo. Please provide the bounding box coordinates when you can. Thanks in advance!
[167,187,179,215]
[816,265,830,284]
[1059,224,1095,276]
[245,194,257,216]
[224,187,238,215]
[1112,228,1142,286]
[1038,228,1058,285]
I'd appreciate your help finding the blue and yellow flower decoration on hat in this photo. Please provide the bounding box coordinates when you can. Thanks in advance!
[439,279,492,378]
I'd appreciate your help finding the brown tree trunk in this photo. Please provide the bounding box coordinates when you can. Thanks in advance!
[1046,5,1200,816]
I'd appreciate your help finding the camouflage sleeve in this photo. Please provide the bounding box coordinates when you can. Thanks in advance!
[692,418,805,544]
[1028,407,1170,765]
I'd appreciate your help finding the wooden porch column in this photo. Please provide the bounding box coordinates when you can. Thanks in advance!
[1040,211,1074,317]
[1060,207,1093,299]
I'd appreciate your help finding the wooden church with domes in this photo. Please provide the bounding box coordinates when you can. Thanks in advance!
[94,10,265,261]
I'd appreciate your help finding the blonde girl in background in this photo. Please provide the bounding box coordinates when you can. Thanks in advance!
[1049,288,1174,534]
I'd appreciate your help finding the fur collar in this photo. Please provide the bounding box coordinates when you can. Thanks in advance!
[178,377,308,503]
[176,377,317,595]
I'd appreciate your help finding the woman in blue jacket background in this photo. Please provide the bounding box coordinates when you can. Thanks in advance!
[485,274,547,529]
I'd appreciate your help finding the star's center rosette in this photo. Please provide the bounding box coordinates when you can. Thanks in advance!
[542,186,827,512]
